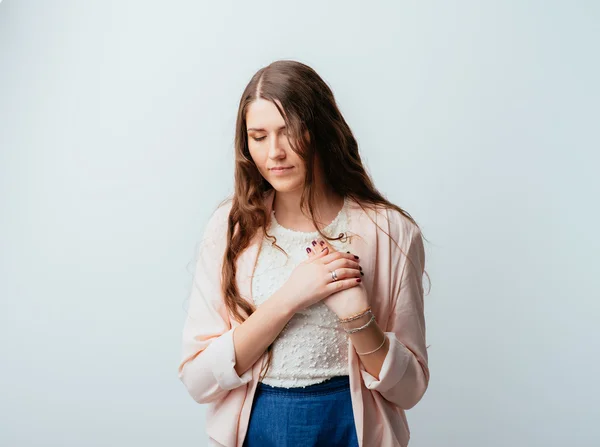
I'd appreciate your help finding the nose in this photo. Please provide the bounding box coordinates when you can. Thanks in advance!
[267,134,286,159]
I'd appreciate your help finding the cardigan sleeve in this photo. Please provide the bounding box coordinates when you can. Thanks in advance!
[177,205,252,404]
[359,222,430,410]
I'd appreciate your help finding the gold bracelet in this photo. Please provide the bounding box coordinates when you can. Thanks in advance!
[339,306,372,323]
[344,314,375,334]
[356,335,387,356]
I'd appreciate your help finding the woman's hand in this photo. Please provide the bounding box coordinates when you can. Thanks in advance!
[277,240,364,314]
[305,238,371,320]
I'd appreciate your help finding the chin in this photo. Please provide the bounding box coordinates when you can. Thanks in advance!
[268,179,304,192]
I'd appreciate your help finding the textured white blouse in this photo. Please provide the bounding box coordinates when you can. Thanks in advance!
[251,196,353,388]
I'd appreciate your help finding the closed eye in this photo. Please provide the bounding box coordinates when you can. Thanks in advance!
[252,136,266,142]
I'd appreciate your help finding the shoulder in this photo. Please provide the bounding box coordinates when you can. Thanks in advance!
[380,204,419,237]
[382,206,425,275]
[370,205,425,279]
[388,207,422,251]
[201,197,234,244]
[351,198,421,250]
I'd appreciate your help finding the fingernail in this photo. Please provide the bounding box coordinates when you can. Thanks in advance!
[306,247,311,253]
[354,255,359,259]
[356,278,362,282]
[360,272,364,276]
[346,251,350,253]
[359,266,363,271]
[319,241,325,246]
[321,247,328,252]
[312,240,317,246]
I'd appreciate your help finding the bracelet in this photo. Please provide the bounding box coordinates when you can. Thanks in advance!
[339,306,372,323]
[356,335,387,356]
[344,314,375,334]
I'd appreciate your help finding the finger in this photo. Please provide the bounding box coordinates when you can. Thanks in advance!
[315,238,360,262]
[317,234,354,255]
[314,245,329,258]
[318,249,359,266]
[305,243,315,258]
[305,244,328,263]
[325,276,362,293]
[327,257,362,274]
[310,238,323,255]
[324,267,361,282]
[345,250,360,261]
[316,237,335,253]
[312,237,339,262]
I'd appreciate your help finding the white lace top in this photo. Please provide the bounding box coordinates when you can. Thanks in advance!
[251,196,353,388]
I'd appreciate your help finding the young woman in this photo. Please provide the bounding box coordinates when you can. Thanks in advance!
[178,60,430,447]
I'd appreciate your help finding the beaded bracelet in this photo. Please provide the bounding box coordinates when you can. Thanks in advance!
[344,314,375,334]
[338,306,372,323]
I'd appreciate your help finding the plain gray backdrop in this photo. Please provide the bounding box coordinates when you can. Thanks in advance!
[1,1,598,446]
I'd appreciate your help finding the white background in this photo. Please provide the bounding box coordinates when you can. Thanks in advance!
[1,1,598,446]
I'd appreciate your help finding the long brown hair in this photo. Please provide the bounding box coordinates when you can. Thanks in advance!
[218,59,430,381]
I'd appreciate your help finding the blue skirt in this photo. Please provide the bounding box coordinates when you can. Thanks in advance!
[242,375,359,447]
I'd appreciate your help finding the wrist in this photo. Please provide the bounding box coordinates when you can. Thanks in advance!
[340,311,373,331]
[336,300,371,321]
[268,289,297,321]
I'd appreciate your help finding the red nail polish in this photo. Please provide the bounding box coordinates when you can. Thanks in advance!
[356,278,361,282]
[319,241,325,246]
[306,247,311,253]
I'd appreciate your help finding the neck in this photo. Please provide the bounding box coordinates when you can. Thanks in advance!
[271,188,344,231]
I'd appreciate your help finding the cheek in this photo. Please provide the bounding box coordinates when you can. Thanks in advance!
[291,153,307,172]
[247,145,268,173]
[247,144,262,163]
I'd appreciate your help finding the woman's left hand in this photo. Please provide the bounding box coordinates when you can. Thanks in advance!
[305,238,371,320]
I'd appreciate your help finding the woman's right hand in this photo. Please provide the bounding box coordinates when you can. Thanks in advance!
[277,241,362,314]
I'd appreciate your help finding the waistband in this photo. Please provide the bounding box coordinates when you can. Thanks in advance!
[257,375,350,395]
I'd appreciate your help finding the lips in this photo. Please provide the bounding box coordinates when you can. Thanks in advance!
[271,167,293,171]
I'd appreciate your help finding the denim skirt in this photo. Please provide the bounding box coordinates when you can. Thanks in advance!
[242,375,359,447]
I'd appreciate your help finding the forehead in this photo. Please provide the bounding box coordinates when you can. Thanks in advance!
[246,99,286,130]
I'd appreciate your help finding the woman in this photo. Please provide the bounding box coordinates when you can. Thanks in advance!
[178,60,430,447]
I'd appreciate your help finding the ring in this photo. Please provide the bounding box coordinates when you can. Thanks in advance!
[330,270,339,282]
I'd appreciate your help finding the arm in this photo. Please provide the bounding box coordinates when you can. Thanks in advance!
[359,224,430,410]
[177,207,294,404]
[344,311,390,380]
[232,290,294,378]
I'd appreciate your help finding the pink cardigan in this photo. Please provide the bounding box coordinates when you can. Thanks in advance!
[178,190,429,447]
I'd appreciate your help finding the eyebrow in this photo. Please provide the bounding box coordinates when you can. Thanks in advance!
[247,125,287,132]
